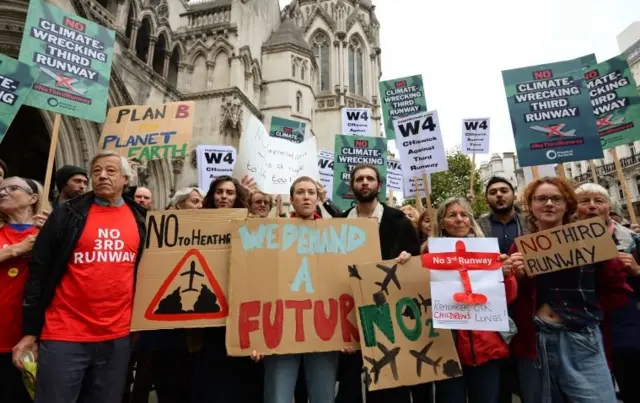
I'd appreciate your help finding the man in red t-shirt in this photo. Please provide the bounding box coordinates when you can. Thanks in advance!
[13,151,146,403]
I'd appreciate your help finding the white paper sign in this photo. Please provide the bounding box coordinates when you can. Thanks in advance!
[404,175,431,198]
[387,158,403,192]
[318,150,334,194]
[342,107,372,135]
[461,118,490,154]
[523,164,556,183]
[426,237,509,332]
[196,145,236,191]
[234,115,318,194]
[393,110,448,179]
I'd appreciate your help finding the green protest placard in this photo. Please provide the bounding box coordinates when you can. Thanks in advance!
[18,0,115,123]
[269,116,306,143]
[0,54,40,143]
[332,135,387,211]
[379,75,427,140]
[584,55,640,149]
[502,54,602,167]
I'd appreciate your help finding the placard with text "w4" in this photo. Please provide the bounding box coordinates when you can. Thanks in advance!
[342,108,373,135]
[393,111,448,179]
[318,150,334,196]
[197,145,236,191]
[461,118,490,154]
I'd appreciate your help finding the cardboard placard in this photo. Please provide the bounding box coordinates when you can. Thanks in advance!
[18,0,115,123]
[515,217,618,276]
[379,75,428,140]
[131,209,247,331]
[318,150,334,194]
[386,158,403,193]
[99,102,194,161]
[0,54,40,143]
[461,118,490,154]
[393,111,448,178]
[197,145,236,191]
[226,218,381,356]
[342,107,373,135]
[349,258,462,391]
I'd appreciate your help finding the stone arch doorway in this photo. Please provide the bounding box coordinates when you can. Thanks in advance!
[0,106,52,183]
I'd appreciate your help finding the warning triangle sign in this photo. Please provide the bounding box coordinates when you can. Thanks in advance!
[145,249,229,321]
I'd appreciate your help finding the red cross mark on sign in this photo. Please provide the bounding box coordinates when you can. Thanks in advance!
[421,240,502,305]
[545,124,565,138]
[597,115,613,129]
[54,74,75,90]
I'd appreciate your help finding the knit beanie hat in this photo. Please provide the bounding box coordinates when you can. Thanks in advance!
[55,165,88,193]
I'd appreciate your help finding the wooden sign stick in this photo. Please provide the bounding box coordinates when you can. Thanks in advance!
[589,160,598,183]
[41,113,62,214]
[610,148,637,225]
[469,153,476,196]
[422,173,434,222]
[531,166,540,181]
[557,163,567,179]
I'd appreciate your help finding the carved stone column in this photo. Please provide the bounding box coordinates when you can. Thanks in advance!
[185,65,194,92]
[206,60,216,90]
[128,20,140,51]
[146,36,157,67]
[177,62,187,90]
[162,51,171,78]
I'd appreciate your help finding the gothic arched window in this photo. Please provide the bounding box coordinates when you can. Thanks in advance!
[301,66,306,81]
[348,38,364,96]
[312,32,330,91]
[296,91,303,113]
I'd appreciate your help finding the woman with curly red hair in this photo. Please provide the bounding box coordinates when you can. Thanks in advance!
[506,177,628,403]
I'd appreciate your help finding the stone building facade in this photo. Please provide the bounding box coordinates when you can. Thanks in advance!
[0,0,382,208]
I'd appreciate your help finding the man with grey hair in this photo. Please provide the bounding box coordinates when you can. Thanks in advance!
[13,150,146,403]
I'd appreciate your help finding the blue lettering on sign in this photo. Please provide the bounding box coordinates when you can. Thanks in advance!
[291,256,314,293]
[101,131,178,149]
[238,223,367,254]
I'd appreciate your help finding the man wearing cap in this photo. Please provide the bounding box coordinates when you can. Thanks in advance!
[53,165,88,208]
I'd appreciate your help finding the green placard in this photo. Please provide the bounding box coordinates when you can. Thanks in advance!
[0,54,40,143]
[379,75,427,140]
[584,55,640,149]
[269,116,306,143]
[332,135,387,211]
[502,54,602,167]
[18,0,115,123]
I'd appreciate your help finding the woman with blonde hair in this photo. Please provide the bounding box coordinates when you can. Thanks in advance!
[0,177,45,403]
[400,205,420,230]
[428,197,516,403]
[170,187,205,210]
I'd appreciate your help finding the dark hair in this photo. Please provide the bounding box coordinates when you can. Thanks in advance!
[485,176,514,195]
[349,164,381,190]
[523,176,577,232]
[289,176,317,198]
[203,175,247,209]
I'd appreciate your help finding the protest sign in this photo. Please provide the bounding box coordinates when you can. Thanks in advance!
[461,118,490,154]
[379,75,428,140]
[131,209,247,331]
[234,114,318,195]
[269,116,306,143]
[18,0,115,123]
[318,150,334,194]
[0,54,40,143]
[393,111,447,178]
[423,238,510,332]
[99,102,194,161]
[502,54,602,167]
[515,217,618,277]
[349,257,461,390]
[585,55,640,149]
[332,135,387,210]
[342,107,373,135]
[197,145,236,191]
[404,175,431,198]
[387,158,403,193]
[226,218,381,355]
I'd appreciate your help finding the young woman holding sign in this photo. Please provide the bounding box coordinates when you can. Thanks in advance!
[506,177,628,403]
[426,197,517,403]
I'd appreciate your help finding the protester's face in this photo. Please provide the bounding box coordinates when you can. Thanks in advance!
[531,183,566,228]
[91,156,127,199]
[178,191,203,210]
[134,188,153,210]
[421,215,431,236]
[250,193,271,218]
[442,203,472,237]
[402,207,417,221]
[291,181,318,219]
[214,181,237,208]
[64,174,88,199]
[352,168,380,203]
[0,177,37,214]
[576,192,609,221]
[611,214,623,224]
[486,182,515,215]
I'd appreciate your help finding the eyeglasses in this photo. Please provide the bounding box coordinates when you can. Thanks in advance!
[0,185,33,195]
[532,195,565,205]
[252,200,271,206]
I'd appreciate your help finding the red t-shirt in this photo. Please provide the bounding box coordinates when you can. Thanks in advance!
[0,225,39,352]
[41,204,140,342]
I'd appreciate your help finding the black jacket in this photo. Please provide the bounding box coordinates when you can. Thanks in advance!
[23,192,147,336]
[342,203,420,260]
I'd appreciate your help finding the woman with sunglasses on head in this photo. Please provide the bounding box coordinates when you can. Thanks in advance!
[0,178,45,403]
[506,177,628,403]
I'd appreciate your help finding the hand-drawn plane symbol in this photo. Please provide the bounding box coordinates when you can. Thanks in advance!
[364,342,400,384]
[409,341,442,377]
[375,263,400,295]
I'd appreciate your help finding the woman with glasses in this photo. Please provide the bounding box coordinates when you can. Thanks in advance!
[0,177,44,403]
[248,191,273,218]
[506,177,628,403]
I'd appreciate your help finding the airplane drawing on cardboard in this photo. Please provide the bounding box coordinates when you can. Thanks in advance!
[145,249,228,321]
